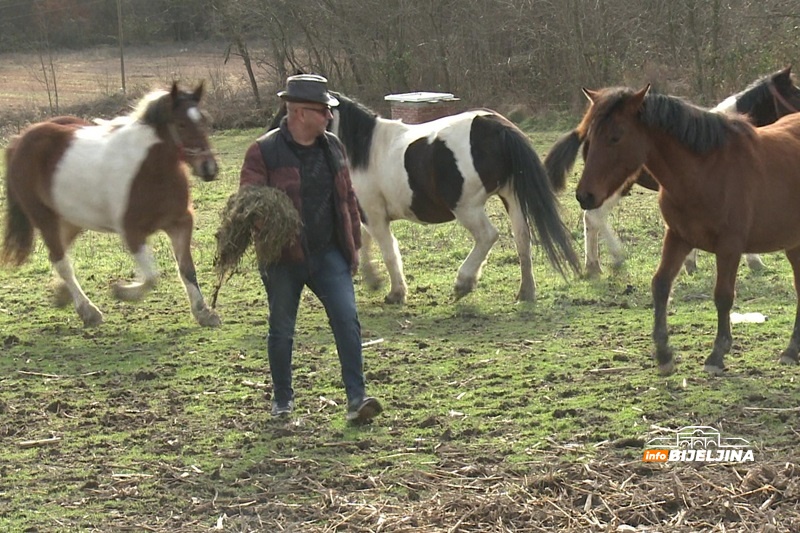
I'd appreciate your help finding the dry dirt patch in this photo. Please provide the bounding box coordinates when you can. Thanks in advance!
[0,42,245,110]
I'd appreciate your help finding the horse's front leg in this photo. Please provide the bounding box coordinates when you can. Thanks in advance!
[112,235,159,302]
[364,216,406,304]
[704,251,740,375]
[652,229,693,375]
[778,246,800,365]
[359,225,383,291]
[165,214,220,327]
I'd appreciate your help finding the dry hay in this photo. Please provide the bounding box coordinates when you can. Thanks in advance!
[214,451,800,532]
[211,186,301,306]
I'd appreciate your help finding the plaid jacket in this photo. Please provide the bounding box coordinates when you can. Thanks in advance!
[238,119,361,269]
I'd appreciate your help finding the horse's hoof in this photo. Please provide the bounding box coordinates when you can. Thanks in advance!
[52,282,72,308]
[365,278,383,291]
[584,262,602,279]
[112,281,150,302]
[657,359,675,376]
[384,291,406,305]
[77,302,104,327]
[516,290,535,303]
[361,267,383,291]
[197,309,221,328]
[746,256,766,272]
[704,363,726,376]
[779,351,799,365]
[454,279,476,300]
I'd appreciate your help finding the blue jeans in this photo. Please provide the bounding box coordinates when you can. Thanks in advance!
[260,247,365,406]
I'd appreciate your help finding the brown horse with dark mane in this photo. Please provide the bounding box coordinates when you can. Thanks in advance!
[565,85,800,375]
[547,67,800,277]
[2,83,221,328]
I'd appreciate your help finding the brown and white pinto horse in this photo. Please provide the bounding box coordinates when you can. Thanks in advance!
[571,85,800,376]
[2,82,220,328]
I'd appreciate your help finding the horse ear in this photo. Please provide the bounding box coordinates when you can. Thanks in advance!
[630,84,651,109]
[582,88,600,103]
[193,82,205,102]
[170,82,180,100]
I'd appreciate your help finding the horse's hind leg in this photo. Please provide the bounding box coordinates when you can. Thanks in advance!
[704,251,740,375]
[778,247,800,365]
[453,205,499,301]
[164,215,220,327]
[359,225,383,291]
[500,192,534,301]
[584,190,625,277]
[364,215,407,304]
[38,218,103,326]
[684,249,699,275]
[52,222,83,307]
[652,229,693,375]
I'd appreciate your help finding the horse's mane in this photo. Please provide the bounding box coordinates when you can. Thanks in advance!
[330,91,377,170]
[732,71,780,113]
[584,88,754,154]
[131,87,202,127]
[129,90,171,125]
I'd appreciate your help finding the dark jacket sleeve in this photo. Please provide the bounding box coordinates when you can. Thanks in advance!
[345,169,362,251]
[239,142,268,189]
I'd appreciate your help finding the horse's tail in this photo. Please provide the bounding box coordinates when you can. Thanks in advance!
[2,138,35,266]
[544,129,584,192]
[502,125,580,278]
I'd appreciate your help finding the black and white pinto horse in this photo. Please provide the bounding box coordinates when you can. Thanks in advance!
[552,67,800,277]
[275,93,579,303]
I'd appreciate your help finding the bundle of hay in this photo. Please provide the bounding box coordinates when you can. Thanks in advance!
[211,186,301,306]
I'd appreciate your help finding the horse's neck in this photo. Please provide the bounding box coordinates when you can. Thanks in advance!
[376,116,412,137]
[643,130,708,202]
[368,118,412,161]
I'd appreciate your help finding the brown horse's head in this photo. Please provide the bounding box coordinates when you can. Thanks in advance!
[575,85,650,210]
[139,82,219,181]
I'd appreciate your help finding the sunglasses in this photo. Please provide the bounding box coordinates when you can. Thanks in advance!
[301,106,332,117]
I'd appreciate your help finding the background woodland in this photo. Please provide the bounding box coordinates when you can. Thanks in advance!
[1,0,799,115]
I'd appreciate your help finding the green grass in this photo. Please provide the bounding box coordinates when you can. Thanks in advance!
[1,127,798,530]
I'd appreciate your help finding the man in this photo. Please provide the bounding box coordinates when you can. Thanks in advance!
[238,74,382,424]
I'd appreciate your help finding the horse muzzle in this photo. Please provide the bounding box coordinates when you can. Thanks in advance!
[196,158,219,181]
[185,149,219,181]
[576,190,598,210]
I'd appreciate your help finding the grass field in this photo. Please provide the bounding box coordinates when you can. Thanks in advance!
[1,108,799,529]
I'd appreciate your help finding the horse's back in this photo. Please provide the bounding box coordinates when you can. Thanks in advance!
[729,113,800,251]
[760,112,800,138]
[6,122,78,186]
[10,120,162,233]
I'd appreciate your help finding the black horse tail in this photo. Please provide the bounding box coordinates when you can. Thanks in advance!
[544,129,583,192]
[2,139,35,266]
[503,124,580,278]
